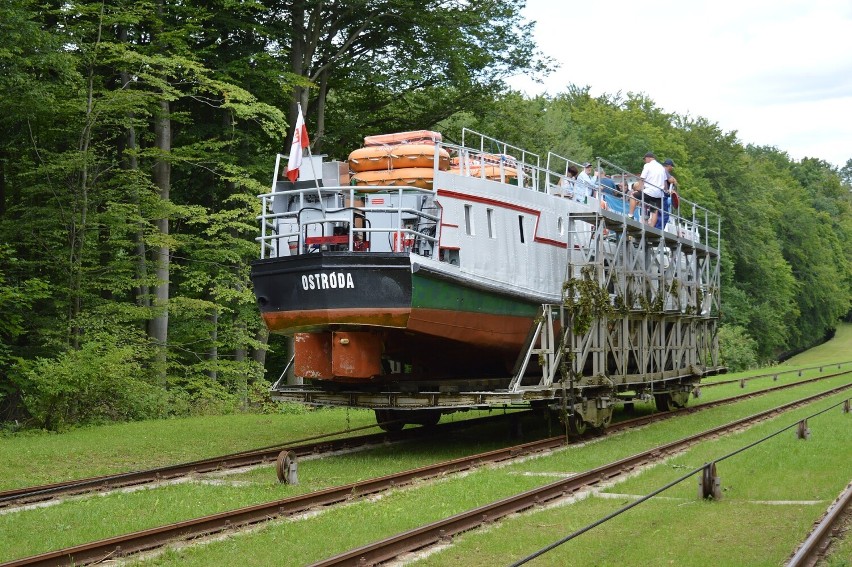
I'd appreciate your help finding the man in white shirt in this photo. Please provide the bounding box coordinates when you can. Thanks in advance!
[630,152,667,227]
[576,162,598,204]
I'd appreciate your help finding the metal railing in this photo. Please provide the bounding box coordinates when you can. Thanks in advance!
[257,138,723,259]
[459,128,544,191]
[256,184,439,259]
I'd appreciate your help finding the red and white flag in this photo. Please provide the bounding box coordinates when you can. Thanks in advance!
[286,106,310,182]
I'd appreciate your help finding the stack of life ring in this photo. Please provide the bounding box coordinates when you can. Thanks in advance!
[349,133,450,190]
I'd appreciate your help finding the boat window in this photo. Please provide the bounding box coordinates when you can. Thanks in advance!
[518,215,525,243]
[487,208,495,238]
[558,216,564,235]
[464,204,474,235]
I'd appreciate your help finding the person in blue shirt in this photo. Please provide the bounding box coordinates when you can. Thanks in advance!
[657,159,678,228]
[597,166,618,195]
[554,165,580,199]
[663,159,678,193]
[597,166,626,215]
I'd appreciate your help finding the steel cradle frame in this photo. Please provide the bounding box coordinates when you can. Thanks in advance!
[509,206,722,426]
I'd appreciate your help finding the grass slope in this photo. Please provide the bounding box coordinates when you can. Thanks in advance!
[0,325,850,565]
[784,322,852,366]
[0,408,379,490]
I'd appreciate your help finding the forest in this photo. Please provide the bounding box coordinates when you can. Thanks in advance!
[1,0,851,430]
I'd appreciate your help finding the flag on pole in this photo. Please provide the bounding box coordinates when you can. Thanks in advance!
[286,106,310,182]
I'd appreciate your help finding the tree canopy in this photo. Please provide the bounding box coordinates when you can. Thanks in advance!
[444,91,852,365]
[1,0,850,429]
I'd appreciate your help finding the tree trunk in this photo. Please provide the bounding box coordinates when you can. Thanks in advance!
[234,322,247,364]
[286,4,308,149]
[232,272,247,369]
[118,30,150,311]
[149,99,171,384]
[313,70,329,153]
[252,326,268,369]
[234,318,247,410]
[0,153,6,216]
[207,290,218,382]
[69,29,101,349]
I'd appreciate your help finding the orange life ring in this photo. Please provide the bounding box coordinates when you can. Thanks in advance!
[348,144,450,173]
[450,154,518,168]
[351,167,435,190]
[363,130,442,147]
[449,165,518,180]
[670,190,680,208]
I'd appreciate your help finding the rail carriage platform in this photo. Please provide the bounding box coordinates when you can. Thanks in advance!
[251,129,724,431]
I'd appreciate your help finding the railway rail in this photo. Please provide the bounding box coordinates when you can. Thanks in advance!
[312,382,852,567]
[3,374,850,567]
[0,411,528,511]
[787,480,852,567]
[1,370,843,512]
[701,360,852,389]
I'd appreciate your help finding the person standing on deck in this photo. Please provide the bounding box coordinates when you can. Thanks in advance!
[576,162,598,204]
[597,166,618,195]
[658,158,678,228]
[630,152,666,227]
[663,158,678,193]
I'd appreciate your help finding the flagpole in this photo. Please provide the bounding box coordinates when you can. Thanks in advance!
[299,104,326,214]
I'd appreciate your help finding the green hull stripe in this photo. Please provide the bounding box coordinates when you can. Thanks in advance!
[411,273,540,317]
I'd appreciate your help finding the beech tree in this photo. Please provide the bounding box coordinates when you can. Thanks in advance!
[0,0,288,427]
[264,0,551,154]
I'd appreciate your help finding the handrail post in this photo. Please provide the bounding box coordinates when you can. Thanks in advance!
[262,194,268,259]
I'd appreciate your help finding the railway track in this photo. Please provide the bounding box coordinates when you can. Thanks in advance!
[0,411,528,511]
[313,382,852,567]
[4,374,850,567]
[701,360,852,389]
[1,370,843,512]
[787,480,852,567]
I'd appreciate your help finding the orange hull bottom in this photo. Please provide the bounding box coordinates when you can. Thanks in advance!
[269,307,536,381]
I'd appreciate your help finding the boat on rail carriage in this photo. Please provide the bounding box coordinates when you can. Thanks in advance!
[250,129,723,431]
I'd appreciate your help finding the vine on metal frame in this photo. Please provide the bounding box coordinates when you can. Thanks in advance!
[561,266,615,337]
[557,266,615,431]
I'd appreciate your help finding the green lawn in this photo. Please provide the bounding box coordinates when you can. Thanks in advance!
[0,408,380,490]
[1,324,850,565]
[125,380,852,567]
[414,390,852,567]
[784,322,852,365]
